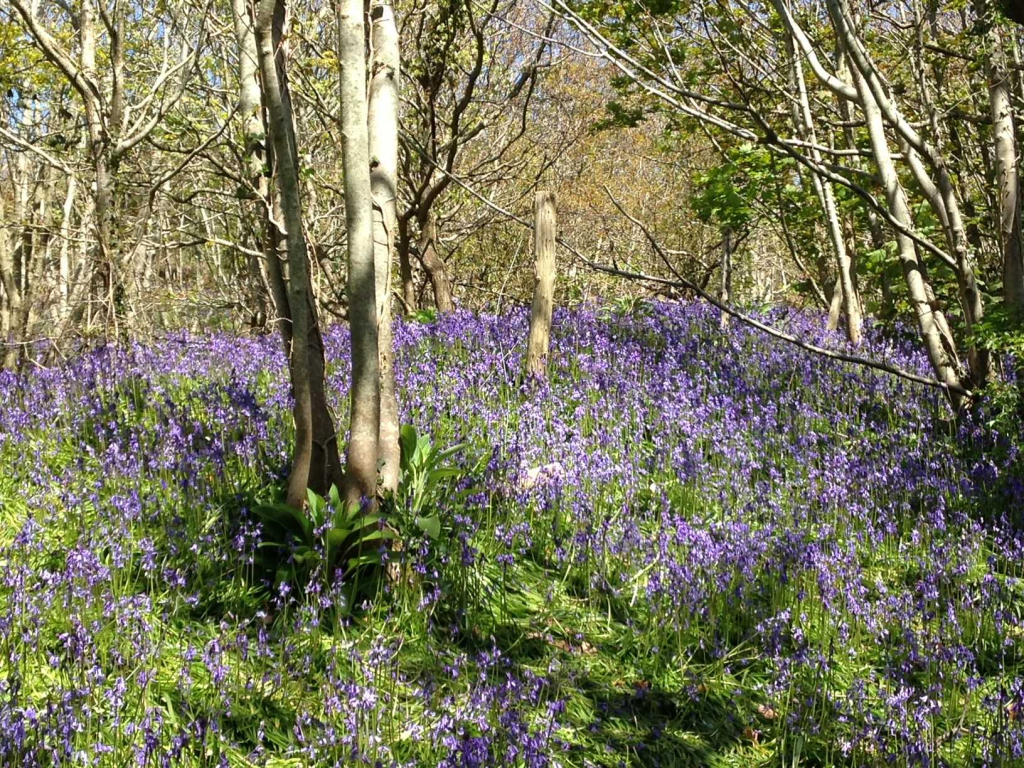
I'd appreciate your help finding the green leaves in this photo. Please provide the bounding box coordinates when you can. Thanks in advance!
[691,144,774,230]
[415,515,441,540]
[252,484,399,589]
[392,424,491,550]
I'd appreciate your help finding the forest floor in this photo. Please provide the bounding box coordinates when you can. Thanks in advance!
[1,301,1022,766]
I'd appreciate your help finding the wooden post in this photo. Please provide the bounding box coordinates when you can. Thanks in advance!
[526,191,556,377]
[719,226,732,329]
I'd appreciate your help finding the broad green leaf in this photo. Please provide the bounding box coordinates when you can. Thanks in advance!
[415,515,441,539]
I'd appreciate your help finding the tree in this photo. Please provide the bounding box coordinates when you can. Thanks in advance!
[368,0,402,493]
[8,0,203,333]
[338,0,381,504]
[256,0,344,509]
[396,0,553,311]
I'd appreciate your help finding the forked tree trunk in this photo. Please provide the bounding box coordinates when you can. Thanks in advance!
[526,191,557,376]
[418,215,454,313]
[339,0,381,504]
[368,0,401,493]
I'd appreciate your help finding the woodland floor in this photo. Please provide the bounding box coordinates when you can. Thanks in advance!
[0,301,1022,766]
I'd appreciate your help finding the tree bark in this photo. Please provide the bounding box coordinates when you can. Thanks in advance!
[985,16,1024,320]
[232,0,274,331]
[397,217,417,312]
[339,0,381,504]
[368,0,402,493]
[526,191,557,376]
[0,193,19,370]
[59,176,77,321]
[257,0,344,508]
[418,215,454,312]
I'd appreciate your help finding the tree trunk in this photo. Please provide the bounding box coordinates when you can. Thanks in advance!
[849,52,964,404]
[59,176,77,321]
[986,18,1024,320]
[0,193,20,370]
[232,0,274,330]
[397,217,417,313]
[257,0,344,508]
[368,0,402,493]
[526,191,557,376]
[826,275,843,332]
[790,38,862,343]
[418,215,454,312]
[339,0,381,504]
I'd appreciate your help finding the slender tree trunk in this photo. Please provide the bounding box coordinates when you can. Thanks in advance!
[790,38,862,342]
[0,193,20,370]
[849,53,964,404]
[368,0,402,493]
[258,0,344,508]
[526,192,557,376]
[339,0,381,504]
[418,215,454,312]
[59,176,77,320]
[985,18,1024,320]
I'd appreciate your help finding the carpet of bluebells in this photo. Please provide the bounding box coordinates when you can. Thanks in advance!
[1,301,1023,767]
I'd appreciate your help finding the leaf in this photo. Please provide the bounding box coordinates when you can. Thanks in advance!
[358,529,399,543]
[399,425,418,466]
[435,443,468,462]
[426,467,463,485]
[333,499,364,528]
[413,436,430,467]
[306,489,325,527]
[252,503,312,544]
[346,553,382,572]
[415,515,441,539]
[325,529,352,550]
[352,514,386,529]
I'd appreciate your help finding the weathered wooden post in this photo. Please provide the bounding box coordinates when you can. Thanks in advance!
[526,191,556,376]
[719,226,732,329]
